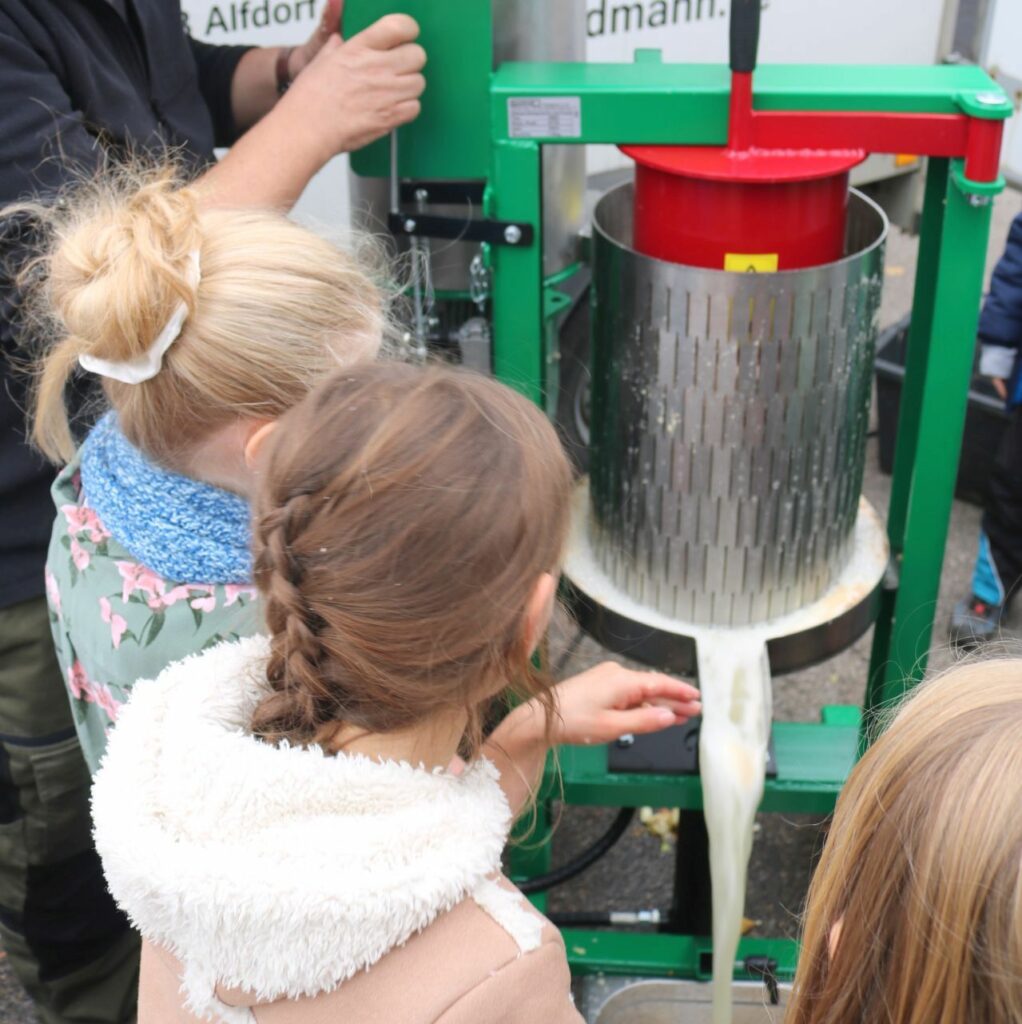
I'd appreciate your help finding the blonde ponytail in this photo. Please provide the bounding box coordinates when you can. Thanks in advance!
[17,164,386,467]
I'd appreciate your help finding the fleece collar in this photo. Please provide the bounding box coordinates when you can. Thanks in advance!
[91,636,512,1023]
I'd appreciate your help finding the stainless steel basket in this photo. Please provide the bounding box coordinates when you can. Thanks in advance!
[588,184,887,627]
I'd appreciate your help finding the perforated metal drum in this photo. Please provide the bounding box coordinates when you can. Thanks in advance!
[588,184,887,628]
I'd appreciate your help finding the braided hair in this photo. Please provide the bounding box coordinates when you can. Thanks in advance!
[251,363,573,753]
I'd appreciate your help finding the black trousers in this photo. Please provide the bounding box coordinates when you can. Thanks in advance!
[976,407,1022,608]
[0,597,138,1023]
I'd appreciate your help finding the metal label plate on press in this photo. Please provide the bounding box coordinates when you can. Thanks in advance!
[508,97,582,138]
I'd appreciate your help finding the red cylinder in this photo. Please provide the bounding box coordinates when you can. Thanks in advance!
[622,145,865,271]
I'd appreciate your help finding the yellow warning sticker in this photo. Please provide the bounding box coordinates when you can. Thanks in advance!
[724,252,779,273]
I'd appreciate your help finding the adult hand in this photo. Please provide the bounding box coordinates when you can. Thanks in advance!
[991,376,1009,401]
[283,9,426,158]
[551,662,701,746]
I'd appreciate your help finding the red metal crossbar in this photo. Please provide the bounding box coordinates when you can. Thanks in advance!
[750,110,1000,183]
[728,71,1004,184]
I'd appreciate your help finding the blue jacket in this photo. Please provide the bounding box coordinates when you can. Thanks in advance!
[978,211,1022,408]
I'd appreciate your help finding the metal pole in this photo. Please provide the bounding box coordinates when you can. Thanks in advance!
[388,129,399,215]
[863,159,997,745]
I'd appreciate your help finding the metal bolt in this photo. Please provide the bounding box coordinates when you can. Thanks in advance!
[975,91,1005,107]
[403,218,417,233]
[504,224,522,245]
[414,188,429,203]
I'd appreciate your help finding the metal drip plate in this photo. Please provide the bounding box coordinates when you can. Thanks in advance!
[564,479,889,676]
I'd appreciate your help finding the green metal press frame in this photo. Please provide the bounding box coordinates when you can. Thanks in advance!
[483,60,1010,981]
[345,0,1011,983]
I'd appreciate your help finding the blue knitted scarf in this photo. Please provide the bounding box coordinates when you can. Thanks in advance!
[79,414,252,584]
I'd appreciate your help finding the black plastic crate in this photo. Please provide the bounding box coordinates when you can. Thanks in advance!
[875,315,1008,506]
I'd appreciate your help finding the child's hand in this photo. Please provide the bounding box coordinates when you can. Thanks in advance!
[552,662,701,747]
[481,665,699,816]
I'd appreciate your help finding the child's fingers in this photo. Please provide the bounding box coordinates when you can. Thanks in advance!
[612,702,699,736]
[646,697,702,717]
[606,675,704,708]
[621,674,700,706]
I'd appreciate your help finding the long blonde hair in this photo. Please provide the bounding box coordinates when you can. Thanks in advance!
[19,164,385,469]
[787,659,1022,1023]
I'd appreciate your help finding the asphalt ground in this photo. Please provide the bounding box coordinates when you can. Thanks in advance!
[1,162,1018,1024]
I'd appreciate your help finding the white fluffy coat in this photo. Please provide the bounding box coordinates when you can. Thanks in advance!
[92,636,518,1023]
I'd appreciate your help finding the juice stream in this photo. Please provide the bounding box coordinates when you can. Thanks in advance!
[696,632,772,1024]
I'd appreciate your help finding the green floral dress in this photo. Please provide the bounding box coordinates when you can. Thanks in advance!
[45,457,264,773]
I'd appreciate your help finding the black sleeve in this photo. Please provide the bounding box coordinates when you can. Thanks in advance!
[0,13,107,205]
[0,11,111,364]
[186,37,254,147]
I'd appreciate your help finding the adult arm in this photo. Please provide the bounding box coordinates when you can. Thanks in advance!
[222,0,340,134]
[195,9,425,210]
[188,37,254,146]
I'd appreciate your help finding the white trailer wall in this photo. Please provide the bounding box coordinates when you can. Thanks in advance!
[981,0,1022,187]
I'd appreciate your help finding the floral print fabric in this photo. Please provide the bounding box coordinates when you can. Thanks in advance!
[46,458,263,773]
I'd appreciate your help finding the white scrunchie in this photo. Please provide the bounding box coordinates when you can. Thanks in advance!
[78,249,201,385]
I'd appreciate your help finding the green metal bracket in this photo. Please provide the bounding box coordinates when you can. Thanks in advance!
[564,931,798,982]
[489,140,544,404]
[558,718,857,815]
[954,89,1016,120]
[863,156,996,747]
[491,62,731,146]
[951,161,1007,200]
[506,766,558,915]
[543,288,572,320]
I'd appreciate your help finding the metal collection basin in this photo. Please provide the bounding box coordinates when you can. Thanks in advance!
[579,977,791,1023]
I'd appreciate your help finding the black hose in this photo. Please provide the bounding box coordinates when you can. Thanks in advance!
[518,807,635,895]
[548,909,662,928]
[549,911,616,926]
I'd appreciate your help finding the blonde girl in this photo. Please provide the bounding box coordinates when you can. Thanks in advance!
[92,363,702,1023]
[787,659,1022,1023]
[28,167,384,771]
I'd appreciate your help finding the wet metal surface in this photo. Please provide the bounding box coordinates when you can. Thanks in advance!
[589,186,887,627]
[580,977,790,1023]
[565,486,889,676]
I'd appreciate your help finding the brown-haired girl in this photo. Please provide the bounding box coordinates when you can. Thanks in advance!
[787,659,1022,1024]
[91,363,701,1024]
[28,167,385,772]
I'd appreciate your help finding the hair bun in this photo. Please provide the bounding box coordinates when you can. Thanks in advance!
[48,168,201,367]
